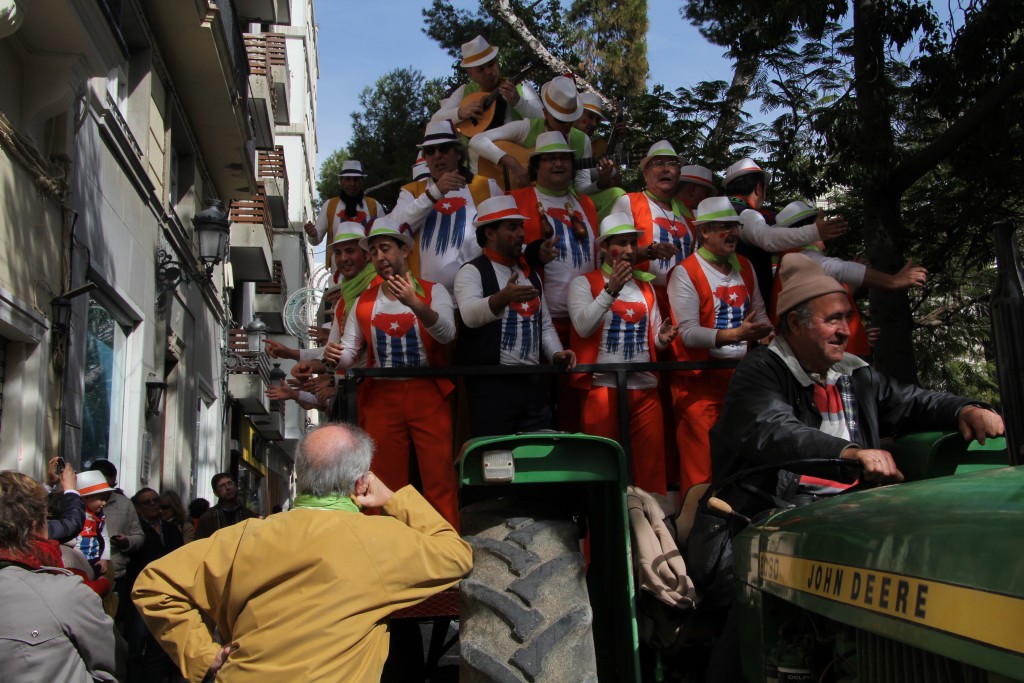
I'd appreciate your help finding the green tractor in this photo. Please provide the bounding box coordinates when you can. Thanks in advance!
[731,220,1024,682]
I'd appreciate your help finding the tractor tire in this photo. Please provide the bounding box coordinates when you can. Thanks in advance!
[459,500,599,683]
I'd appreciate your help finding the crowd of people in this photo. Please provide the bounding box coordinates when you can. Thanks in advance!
[271,35,936,525]
[0,34,1006,683]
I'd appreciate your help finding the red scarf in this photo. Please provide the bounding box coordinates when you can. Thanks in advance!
[0,538,64,569]
[483,248,532,278]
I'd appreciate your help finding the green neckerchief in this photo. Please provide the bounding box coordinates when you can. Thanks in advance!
[698,246,742,274]
[341,262,377,315]
[643,191,688,219]
[601,262,656,282]
[292,494,360,513]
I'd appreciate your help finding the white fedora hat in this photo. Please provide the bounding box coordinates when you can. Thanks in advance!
[338,160,366,178]
[540,76,583,123]
[775,200,819,228]
[474,196,529,228]
[723,157,769,185]
[460,35,499,68]
[640,140,680,172]
[678,165,715,191]
[359,216,414,251]
[596,212,641,245]
[694,196,742,224]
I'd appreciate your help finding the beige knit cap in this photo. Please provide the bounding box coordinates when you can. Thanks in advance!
[776,252,847,316]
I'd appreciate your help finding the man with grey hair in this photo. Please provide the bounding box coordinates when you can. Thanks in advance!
[691,253,1003,681]
[133,423,472,682]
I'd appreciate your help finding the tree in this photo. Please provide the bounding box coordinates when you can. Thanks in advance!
[346,68,446,208]
[568,0,649,99]
[682,0,1024,383]
[315,148,349,204]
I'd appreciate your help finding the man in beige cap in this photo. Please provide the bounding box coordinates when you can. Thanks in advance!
[690,252,1002,681]
[469,75,609,192]
[431,35,542,129]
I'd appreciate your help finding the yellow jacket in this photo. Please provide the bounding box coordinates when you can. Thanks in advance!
[133,486,472,682]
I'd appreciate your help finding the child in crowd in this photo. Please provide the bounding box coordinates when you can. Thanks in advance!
[73,470,114,579]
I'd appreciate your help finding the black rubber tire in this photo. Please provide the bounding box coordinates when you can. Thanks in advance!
[459,500,599,683]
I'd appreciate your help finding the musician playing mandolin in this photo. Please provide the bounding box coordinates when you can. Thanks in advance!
[431,35,542,131]
[470,76,612,194]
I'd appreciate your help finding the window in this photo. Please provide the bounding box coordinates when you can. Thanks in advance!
[81,297,129,470]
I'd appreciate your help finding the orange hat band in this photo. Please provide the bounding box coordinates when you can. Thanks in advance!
[544,92,577,116]
[78,482,111,496]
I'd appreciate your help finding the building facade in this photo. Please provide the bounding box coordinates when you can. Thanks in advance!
[0,0,319,512]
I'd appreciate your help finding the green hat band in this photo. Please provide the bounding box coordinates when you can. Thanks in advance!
[332,232,364,244]
[697,209,739,222]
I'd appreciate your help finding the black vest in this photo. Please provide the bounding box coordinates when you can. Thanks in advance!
[456,253,544,365]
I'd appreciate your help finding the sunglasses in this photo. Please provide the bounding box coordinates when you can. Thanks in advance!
[423,142,456,155]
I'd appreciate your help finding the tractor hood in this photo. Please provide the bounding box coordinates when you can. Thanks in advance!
[735,466,1024,672]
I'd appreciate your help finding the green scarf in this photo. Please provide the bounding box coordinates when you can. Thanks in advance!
[341,263,377,316]
[644,191,690,219]
[698,246,742,274]
[601,262,656,282]
[292,494,360,513]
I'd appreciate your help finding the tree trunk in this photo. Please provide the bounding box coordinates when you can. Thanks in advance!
[487,0,610,108]
[852,0,918,383]
[704,56,757,168]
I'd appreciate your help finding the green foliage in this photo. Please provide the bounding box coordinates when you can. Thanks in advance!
[315,148,349,204]
[346,67,445,208]
[568,0,649,98]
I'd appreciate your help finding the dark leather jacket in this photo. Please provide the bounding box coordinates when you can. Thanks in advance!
[709,345,973,517]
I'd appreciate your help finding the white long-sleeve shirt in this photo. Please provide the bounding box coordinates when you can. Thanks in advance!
[800,248,867,288]
[667,253,770,360]
[454,258,563,365]
[388,180,501,291]
[336,283,455,371]
[738,209,822,252]
[568,274,666,389]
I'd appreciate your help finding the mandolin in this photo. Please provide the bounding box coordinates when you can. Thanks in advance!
[456,63,540,138]
[476,141,643,192]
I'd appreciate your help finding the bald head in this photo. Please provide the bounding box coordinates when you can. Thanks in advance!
[295,423,375,497]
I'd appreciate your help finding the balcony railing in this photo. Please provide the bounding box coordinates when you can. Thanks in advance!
[229,185,274,247]
[244,34,277,113]
[257,146,287,180]
[255,261,284,295]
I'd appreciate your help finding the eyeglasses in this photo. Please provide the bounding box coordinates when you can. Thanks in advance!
[423,143,456,156]
[649,158,681,168]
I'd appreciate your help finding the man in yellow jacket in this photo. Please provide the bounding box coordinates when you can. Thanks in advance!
[133,423,472,682]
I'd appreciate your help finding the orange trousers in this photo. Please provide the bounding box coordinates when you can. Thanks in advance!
[359,378,459,529]
[670,369,733,497]
[579,386,667,495]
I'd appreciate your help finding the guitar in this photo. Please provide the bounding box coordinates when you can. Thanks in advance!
[476,140,644,192]
[455,64,541,138]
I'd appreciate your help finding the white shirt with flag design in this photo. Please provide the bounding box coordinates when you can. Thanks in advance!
[389,180,502,291]
[534,190,598,317]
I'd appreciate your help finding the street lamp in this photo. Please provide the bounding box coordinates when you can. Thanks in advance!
[194,199,231,276]
[268,362,287,387]
[145,372,168,419]
[245,316,268,353]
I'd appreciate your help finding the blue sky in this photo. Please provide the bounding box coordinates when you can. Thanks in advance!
[312,1,736,168]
